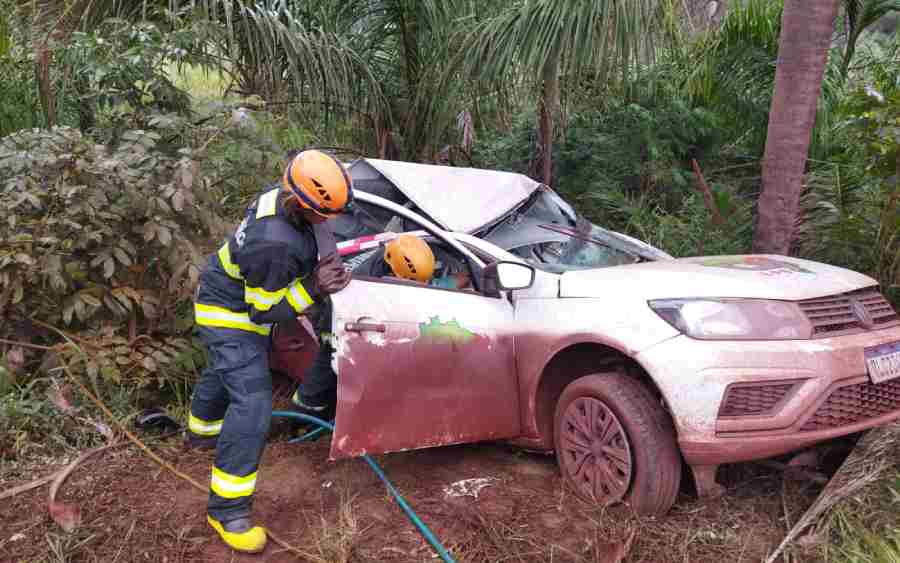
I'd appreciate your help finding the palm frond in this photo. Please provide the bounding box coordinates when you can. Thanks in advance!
[0,7,10,56]
[184,1,388,122]
[459,0,664,90]
[841,0,900,75]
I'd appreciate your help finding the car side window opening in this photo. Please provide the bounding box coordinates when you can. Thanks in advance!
[350,237,478,293]
[339,232,476,293]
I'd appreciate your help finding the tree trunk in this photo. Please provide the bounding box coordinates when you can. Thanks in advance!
[36,42,56,127]
[534,44,561,186]
[753,0,839,255]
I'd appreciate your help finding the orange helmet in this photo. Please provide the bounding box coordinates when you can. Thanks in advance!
[384,235,435,283]
[282,150,353,217]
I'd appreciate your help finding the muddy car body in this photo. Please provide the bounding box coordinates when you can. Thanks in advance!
[271,160,900,515]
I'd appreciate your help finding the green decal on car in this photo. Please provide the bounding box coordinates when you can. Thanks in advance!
[418,316,476,343]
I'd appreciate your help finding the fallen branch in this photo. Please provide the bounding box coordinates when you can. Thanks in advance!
[0,471,59,500]
[0,338,55,351]
[764,422,900,563]
[49,335,325,562]
[27,317,100,350]
[48,442,122,532]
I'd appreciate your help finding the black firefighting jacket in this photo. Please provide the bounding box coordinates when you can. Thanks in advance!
[193,186,321,336]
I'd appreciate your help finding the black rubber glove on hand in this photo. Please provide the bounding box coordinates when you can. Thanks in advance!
[303,253,351,300]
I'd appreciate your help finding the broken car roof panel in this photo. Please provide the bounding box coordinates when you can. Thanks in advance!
[349,158,542,234]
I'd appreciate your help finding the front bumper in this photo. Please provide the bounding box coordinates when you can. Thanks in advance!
[637,324,900,466]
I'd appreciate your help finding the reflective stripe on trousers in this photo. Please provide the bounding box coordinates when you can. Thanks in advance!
[210,466,258,499]
[189,414,223,436]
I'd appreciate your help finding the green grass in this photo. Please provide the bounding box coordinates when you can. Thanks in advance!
[165,62,232,108]
[821,472,900,562]
[829,509,900,562]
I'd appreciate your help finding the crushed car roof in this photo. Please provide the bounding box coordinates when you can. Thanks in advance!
[348,158,542,234]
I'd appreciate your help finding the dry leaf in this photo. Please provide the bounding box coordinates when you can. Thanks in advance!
[7,346,25,374]
[49,501,81,533]
[48,384,78,415]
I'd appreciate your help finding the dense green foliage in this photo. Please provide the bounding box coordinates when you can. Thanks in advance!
[0,127,213,328]
[0,0,898,477]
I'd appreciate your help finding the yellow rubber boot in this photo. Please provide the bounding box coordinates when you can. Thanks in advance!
[207,515,267,553]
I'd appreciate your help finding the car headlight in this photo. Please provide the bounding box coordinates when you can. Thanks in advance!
[648,298,813,340]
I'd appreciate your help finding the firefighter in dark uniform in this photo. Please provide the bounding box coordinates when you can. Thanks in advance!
[186,149,353,553]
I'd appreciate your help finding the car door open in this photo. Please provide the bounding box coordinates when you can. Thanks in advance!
[327,266,521,460]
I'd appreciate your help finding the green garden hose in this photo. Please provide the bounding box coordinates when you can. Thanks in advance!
[271,410,457,563]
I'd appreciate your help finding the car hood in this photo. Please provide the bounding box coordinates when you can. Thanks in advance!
[559,255,879,301]
[348,158,541,233]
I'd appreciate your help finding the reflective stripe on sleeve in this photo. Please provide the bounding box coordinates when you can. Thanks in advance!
[285,279,314,314]
[194,303,271,335]
[244,286,286,312]
[255,189,280,219]
[210,467,257,499]
[189,414,223,436]
[217,243,242,280]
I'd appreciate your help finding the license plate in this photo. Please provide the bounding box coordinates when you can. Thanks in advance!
[866,341,900,384]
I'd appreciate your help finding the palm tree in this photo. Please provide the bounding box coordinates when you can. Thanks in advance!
[16,0,388,134]
[341,0,497,161]
[17,0,498,161]
[458,0,663,185]
[840,0,900,78]
[680,0,786,157]
[753,0,840,254]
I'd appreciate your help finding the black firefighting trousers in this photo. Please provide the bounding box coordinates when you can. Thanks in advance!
[291,339,338,412]
[189,325,338,522]
[188,326,271,522]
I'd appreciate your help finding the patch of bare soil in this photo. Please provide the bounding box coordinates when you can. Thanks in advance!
[1,433,837,563]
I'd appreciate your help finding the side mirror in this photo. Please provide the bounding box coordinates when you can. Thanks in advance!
[482,261,536,293]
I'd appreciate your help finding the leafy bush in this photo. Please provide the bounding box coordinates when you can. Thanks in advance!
[589,190,754,257]
[799,83,900,306]
[57,332,204,392]
[0,126,221,332]
[61,18,209,127]
[475,97,720,203]
[0,47,43,137]
[0,378,70,461]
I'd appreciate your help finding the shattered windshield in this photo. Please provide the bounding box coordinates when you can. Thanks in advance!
[510,222,640,273]
[496,189,671,272]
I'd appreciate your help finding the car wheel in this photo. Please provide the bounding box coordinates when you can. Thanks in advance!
[553,373,681,516]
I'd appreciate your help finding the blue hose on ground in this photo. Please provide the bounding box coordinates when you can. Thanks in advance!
[287,424,330,444]
[271,410,457,563]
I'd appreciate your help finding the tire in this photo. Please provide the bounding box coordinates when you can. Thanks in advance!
[553,373,681,516]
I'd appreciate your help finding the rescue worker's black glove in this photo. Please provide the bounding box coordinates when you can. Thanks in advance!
[304,253,351,300]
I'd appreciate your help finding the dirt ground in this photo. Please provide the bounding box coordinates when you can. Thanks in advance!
[1,423,847,563]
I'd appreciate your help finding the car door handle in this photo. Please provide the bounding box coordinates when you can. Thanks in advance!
[345,321,387,333]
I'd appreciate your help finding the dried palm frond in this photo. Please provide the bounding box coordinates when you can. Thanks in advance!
[765,421,900,563]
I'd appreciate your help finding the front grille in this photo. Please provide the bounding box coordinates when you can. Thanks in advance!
[719,382,796,417]
[798,288,899,336]
[800,378,900,431]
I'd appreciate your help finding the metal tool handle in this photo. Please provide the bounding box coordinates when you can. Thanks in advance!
[345,321,387,333]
